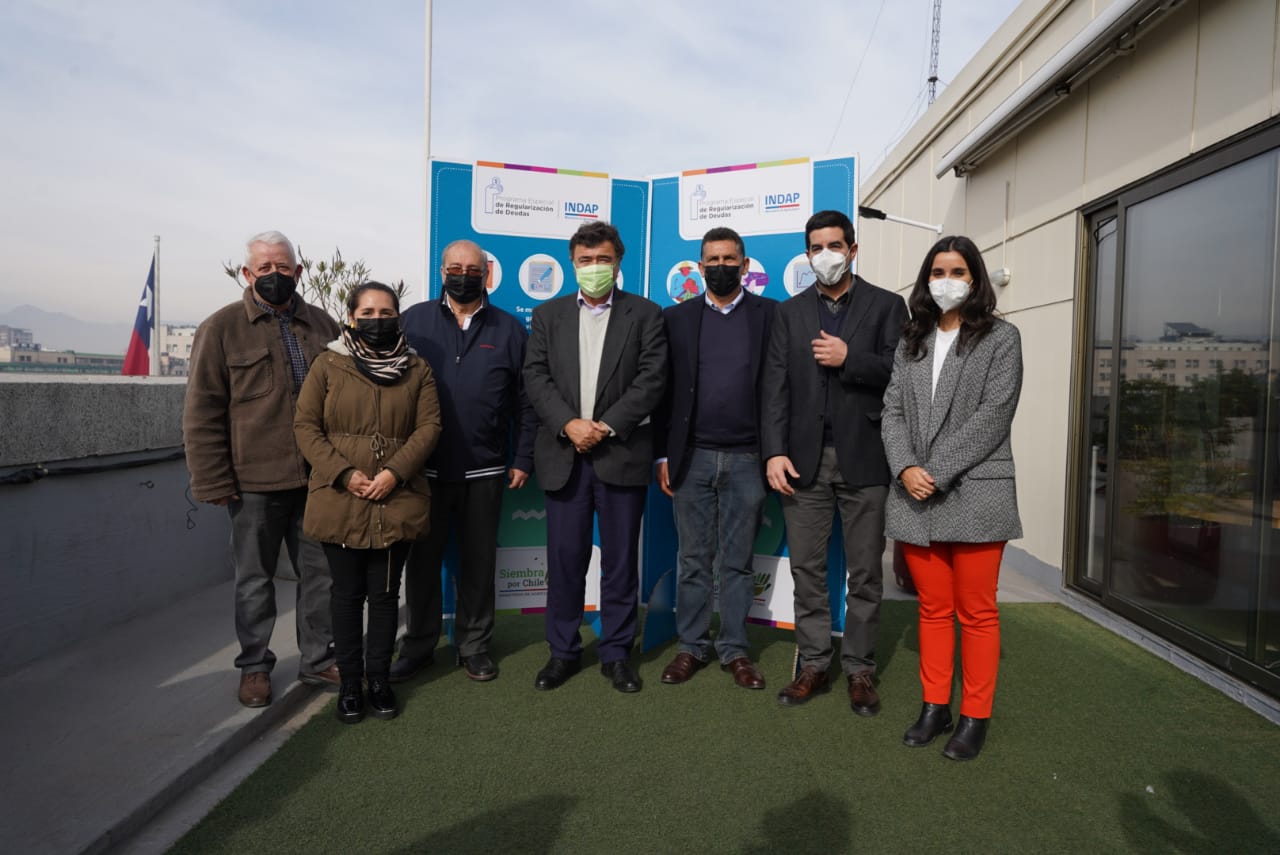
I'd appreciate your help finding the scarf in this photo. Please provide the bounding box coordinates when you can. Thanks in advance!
[341,326,412,386]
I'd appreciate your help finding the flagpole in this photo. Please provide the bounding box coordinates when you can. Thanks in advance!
[151,234,161,376]
[423,0,432,302]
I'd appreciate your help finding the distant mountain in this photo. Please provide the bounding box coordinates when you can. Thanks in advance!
[0,305,133,355]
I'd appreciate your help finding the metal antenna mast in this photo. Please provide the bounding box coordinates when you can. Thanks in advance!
[927,0,942,104]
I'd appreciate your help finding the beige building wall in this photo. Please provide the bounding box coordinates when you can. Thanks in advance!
[857,0,1280,570]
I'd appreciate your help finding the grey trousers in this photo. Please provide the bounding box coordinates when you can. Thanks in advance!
[780,446,887,675]
[229,488,334,675]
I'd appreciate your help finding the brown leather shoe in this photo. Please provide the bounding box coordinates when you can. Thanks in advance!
[847,671,881,716]
[660,651,707,684]
[238,671,271,707]
[776,665,831,706]
[299,663,341,687]
[722,656,766,690]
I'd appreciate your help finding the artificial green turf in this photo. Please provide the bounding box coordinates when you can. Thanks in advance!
[172,602,1280,854]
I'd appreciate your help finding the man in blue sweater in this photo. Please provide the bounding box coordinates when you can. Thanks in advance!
[392,239,537,682]
[654,227,776,691]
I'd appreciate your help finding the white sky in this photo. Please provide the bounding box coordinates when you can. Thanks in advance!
[0,0,1023,325]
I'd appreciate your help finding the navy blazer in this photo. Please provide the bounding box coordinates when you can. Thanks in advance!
[760,276,907,490]
[522,289,668,492]
[654,291,776,489]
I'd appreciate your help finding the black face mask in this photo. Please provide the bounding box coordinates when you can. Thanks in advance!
[352,317,401,350]
[443,272,485,305]
[702,264,742,298]
[253,271,297,306]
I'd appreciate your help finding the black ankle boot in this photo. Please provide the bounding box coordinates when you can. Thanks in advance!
[942,715,989,761]
[367,678,399,720]
[903,702,953,747]
[336,681,364,724]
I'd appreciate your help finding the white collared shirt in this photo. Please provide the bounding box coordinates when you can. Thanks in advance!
[704,288,745,315]
[445,294,485,331]
[576,288,614,317]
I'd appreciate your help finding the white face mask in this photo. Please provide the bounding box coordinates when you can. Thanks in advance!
[929,277,970,313]
[809,249,849,287]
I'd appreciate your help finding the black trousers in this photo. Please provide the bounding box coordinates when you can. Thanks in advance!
[400,477,504,659]
[323,541,411,683]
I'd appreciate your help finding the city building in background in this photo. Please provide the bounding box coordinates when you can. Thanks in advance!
[0,323,196,375]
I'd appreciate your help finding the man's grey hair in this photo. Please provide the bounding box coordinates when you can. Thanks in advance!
[244,230,297,268]
[441,239,486,267]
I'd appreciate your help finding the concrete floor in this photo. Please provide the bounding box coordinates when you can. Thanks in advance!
[0,579,330,855]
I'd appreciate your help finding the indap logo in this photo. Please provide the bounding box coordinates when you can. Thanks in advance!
[564,201,600,220]
[763,192,802,212]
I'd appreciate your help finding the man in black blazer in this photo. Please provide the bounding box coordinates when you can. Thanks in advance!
[654,227,776,691]
[761,210,907,713]
[522,221,668,693]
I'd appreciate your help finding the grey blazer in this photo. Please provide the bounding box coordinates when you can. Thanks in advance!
[522,289,668,492]
[881,318,1023,547]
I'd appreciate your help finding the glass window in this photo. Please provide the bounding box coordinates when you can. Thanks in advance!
[1075,133,1280,696]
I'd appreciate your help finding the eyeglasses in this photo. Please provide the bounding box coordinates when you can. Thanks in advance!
[444,265,486,276]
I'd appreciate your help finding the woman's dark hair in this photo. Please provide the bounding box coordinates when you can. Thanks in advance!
[902,235,997,359]
[345,281,400,315]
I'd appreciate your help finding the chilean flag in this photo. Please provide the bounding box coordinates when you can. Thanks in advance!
[122,255,155,376]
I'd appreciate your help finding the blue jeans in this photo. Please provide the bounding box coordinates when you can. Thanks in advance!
[671,448,766,664]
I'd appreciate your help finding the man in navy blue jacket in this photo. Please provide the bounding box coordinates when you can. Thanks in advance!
[391,239,537,682]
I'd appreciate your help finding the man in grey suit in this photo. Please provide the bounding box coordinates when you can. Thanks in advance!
[522,221,668,693]
[761,210,907,713]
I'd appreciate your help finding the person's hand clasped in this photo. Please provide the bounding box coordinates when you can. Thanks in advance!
[811,330,848,368]
[360,470,398,502]
[900,466,936,501]
[345,470,374,497]
[565,418,609,454]
[766,455,799,497]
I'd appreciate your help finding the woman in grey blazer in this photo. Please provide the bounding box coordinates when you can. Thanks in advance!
[881,235,1022,761]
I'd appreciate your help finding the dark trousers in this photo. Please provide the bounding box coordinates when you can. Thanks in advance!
[400,477,504,660]
[544,455,647,663]
[323,541,410,683]
[780,446,887,674]
[229,488,333,674]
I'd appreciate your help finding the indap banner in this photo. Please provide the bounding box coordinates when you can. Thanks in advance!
[640,154,858,651]
[427,154,858,645]
[428,158,650,627]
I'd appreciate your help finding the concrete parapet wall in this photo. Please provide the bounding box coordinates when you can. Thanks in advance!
[0,378,232,674]
[0,376,187,467]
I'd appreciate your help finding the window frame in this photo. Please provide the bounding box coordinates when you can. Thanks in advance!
[1069,116,1280,697]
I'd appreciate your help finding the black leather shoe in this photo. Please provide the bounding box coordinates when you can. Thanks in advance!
[534,657,581,691]
[903,702,953,747]
[389,653,433,684]
[458,652,498,682]
[367,679,399,720]
[601,659,642,693]
[942,715,989,761]
[335,681,364,724]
